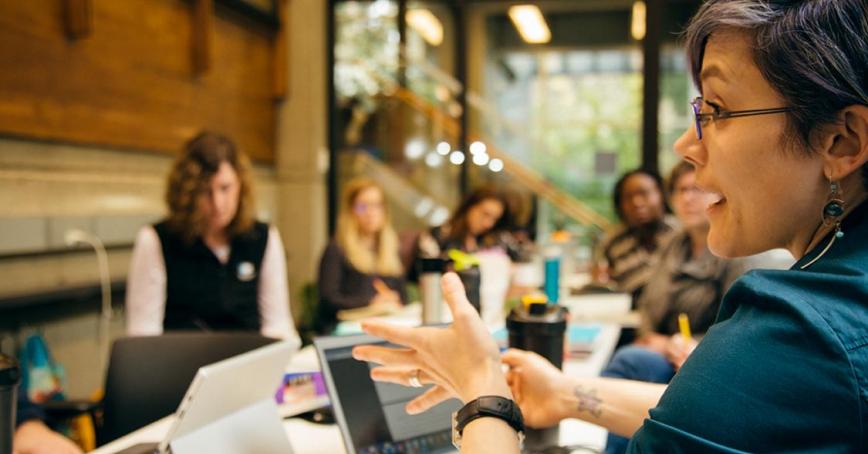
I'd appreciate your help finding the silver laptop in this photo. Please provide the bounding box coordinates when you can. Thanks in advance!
[315,333,460,454]
[113,340,295,454]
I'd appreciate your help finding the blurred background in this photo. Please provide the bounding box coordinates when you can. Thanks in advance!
[0,0,702,398]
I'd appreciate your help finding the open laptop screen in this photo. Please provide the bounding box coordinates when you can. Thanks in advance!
[317,335,460,454]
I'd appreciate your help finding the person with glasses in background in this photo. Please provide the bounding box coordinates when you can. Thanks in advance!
[126,132,299,342]
[351,1,868,452]
[316,178,407,333]
[591,169,678,302]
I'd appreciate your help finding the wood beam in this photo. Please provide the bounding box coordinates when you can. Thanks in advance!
[272,0,288,100]
[191,0,213,76]
[62,0,92,40]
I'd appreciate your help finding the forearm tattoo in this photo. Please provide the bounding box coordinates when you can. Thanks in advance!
[573,385,603,418]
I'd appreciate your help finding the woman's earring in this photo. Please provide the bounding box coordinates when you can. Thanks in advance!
[823,180,845,239]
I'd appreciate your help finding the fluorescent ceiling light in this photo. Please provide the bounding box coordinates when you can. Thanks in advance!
[508,5,551,44]
[407,9,443,46]
[631,1,646,41]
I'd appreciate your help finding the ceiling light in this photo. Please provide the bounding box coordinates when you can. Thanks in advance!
[436,141,451,156]
[449,151,465,165]
[508,5,551,44]
[404,139,426,160]
[631,1,646,41]
[469,141,487,155]
[429,206,450,226]
[407,9,443,46]
[414,197,434,218]
[425,152,443,168]
[489,158,504,173]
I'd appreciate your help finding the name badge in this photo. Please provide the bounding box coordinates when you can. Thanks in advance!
[237,261,257,282]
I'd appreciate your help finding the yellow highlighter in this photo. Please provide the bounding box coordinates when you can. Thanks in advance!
[678,313,693,343]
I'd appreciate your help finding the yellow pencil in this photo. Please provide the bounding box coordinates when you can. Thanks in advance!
[678,313,693,342]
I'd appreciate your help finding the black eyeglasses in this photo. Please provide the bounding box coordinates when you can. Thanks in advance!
[690,96,794,140]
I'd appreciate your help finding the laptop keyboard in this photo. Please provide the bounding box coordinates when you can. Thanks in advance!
[359,430,454,454]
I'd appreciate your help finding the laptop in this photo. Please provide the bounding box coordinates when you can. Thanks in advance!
[315,333,460,454]
[112,340,295,454]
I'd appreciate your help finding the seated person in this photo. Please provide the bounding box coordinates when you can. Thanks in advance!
[600,161,756,454]
[126,131,299,342]
[419,186,513,256]
[14,386,82,454]
[316,179,407,333]
[409,186,515,282]
[351,1,868,450]
[592,169,678,300]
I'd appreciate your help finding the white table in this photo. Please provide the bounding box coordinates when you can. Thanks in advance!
[561,292,641,328]
[92,413,611,454]
[92,306,625,454]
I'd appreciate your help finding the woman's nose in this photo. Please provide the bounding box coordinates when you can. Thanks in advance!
[674,126,705,167]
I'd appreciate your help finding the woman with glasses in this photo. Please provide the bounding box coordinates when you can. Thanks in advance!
[316,178,406,333]
[351,1,868,452]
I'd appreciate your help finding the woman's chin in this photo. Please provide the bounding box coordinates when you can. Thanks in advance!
[707,228,740,259]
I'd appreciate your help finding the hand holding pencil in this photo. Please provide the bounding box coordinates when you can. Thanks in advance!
[678,313,693,343]
[666,313,698,371]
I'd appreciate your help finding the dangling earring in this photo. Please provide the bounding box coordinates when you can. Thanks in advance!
[823,180,845,239]
[800,178,846,270]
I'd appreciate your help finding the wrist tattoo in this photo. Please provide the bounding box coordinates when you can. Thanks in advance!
[573,385,603,418]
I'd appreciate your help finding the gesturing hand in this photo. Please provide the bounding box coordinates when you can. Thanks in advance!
[352,272,511,414]
[502,349,571,428]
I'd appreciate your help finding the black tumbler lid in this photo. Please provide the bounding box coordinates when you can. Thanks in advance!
[417,257,448,273]
[0,354,20,387]
[506,304,567,335]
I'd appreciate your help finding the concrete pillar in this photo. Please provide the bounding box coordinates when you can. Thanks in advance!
[274,0,328,318]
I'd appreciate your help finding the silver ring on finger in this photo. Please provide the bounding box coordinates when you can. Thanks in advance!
[408,369,423,388]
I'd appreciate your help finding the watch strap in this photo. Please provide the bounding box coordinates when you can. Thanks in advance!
[454,395,524,436]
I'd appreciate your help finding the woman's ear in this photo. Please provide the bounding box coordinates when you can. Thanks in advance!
[820,105,868,181]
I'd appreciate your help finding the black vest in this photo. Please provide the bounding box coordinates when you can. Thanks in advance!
[153,221,269,332]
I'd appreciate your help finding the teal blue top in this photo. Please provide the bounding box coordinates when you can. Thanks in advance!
[629,201,868,453]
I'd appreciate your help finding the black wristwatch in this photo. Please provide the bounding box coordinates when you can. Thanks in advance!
[452,396,525,450]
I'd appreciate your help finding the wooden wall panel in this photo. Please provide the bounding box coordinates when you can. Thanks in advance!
[0,0,277,162]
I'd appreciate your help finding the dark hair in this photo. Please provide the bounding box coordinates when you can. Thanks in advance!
[685,0,868,189]
[666,160,696,198]
[612,169,669,222]
[444,186,513,244]
[166,131,255,243]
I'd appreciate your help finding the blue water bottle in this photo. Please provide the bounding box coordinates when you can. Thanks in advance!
[544,246,561,303]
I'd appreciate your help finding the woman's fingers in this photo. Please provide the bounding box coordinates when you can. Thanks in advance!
[504,367,523,401]
[500,348,529,367]
[361,320,422,349]
[370,366,434,387]
[372,278,390,294]
[440,272,476,319]
[352,345,417,367]
[406,385,454,415]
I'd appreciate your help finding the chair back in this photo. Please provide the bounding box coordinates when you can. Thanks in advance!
[98,332,276,446]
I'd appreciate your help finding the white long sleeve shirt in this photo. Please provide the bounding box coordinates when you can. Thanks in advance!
[125,224,300,346]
